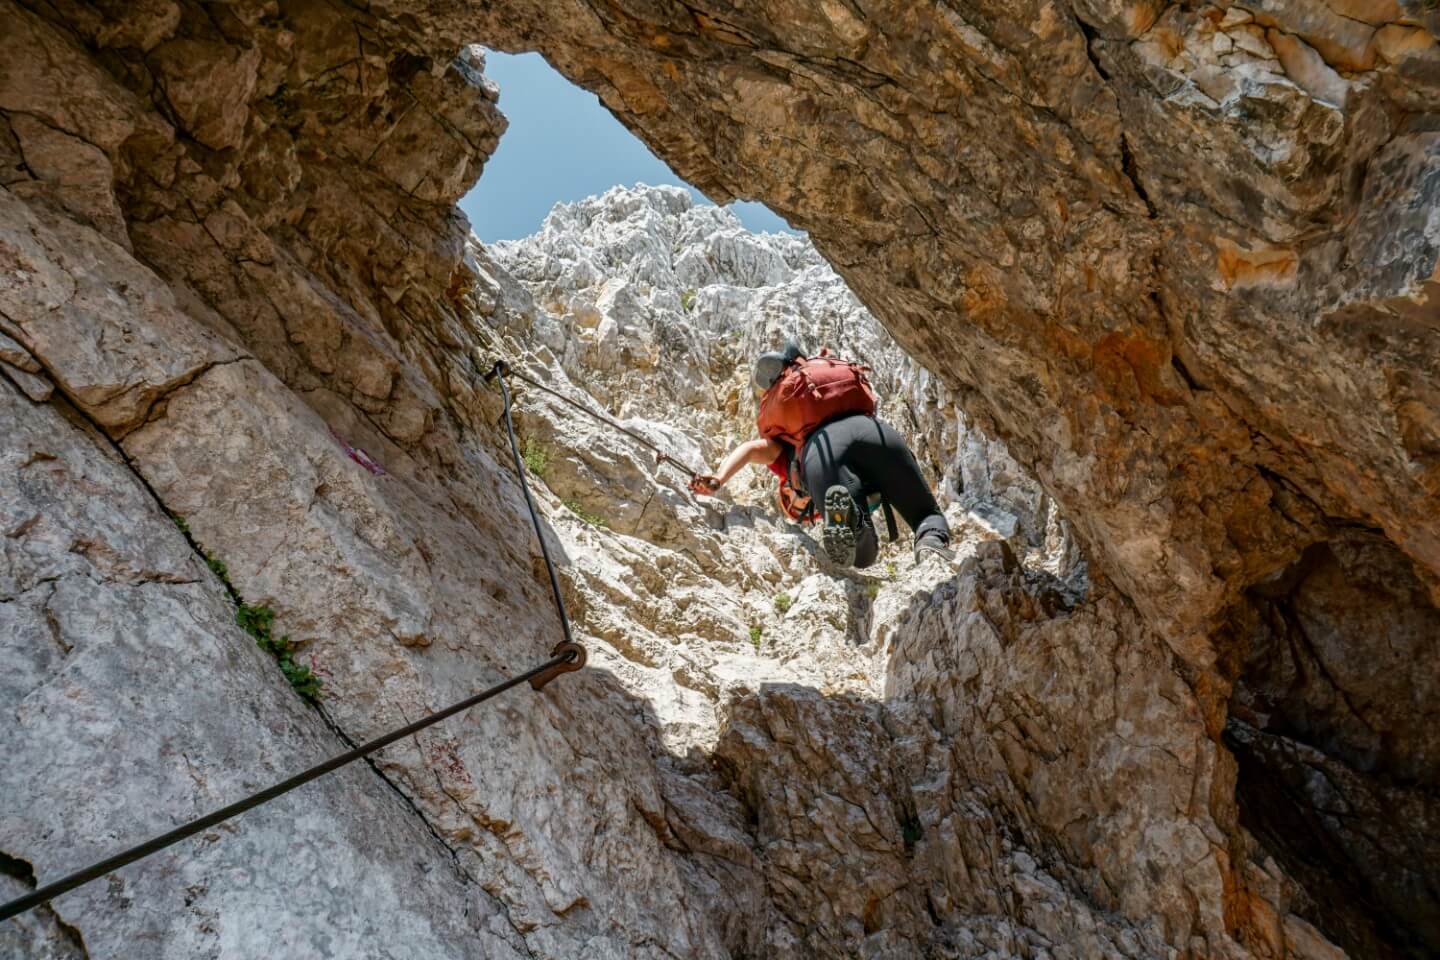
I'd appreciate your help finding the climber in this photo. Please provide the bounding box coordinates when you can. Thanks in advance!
[689,342,953,569]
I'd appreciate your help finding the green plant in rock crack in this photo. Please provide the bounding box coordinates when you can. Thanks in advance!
[749,624,763,650]
[195,539,322,702]
[773,591,792,615]
[236,603,322,701]
[680,288,697,311]
[563,498,608,527]
[523,439,550,480]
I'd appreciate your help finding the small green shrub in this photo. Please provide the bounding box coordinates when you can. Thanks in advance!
[680,288,697,311]
[523,439,550,479]
[865,581,881,600]
[278,658,322,701]
[206,554,228,580]
[885,561,897,579]
[173,515,190,534]
[773,592,792,615]
[563,498,608,528]
[237,603,322,701]
[749,624,763,650]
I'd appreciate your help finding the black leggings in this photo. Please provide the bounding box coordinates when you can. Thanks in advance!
[800,415,949,568]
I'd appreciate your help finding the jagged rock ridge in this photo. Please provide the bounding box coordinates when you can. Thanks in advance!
[486,183,1075,566]
[1,1,1436,958]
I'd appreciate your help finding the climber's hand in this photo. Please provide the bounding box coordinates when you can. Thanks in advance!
[690,474,721,496]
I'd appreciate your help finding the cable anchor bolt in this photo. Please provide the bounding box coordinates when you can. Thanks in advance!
[529,641,586,691]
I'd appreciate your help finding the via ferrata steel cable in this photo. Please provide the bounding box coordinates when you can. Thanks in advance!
[0,651,578,923]
[487,360,577,646]
[496,361,700,481]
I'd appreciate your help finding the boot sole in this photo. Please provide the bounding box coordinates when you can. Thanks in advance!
[914,536,956,564]
[822,486,857,567]
[915,542,956,563]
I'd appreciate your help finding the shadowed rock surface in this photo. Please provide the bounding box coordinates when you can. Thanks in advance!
[0,1,1436,957]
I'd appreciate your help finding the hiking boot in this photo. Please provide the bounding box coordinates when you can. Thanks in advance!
[914,530,955,564]
[822,485,860,566]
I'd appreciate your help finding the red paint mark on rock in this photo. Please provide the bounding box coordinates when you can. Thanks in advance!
[329,427,386,475]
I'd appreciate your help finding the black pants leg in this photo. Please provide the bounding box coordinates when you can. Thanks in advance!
[801,428,877,566]
[801,415,949,567]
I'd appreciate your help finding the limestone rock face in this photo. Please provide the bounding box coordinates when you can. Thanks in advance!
[1,1,1437,959]
[0,378,526,960]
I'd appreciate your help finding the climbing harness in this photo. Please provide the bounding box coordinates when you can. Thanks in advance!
[490,360,699,481]
[0,366,587,925]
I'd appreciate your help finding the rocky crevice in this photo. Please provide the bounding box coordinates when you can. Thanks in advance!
[1226,531,1440,957]
[0,851,89,959]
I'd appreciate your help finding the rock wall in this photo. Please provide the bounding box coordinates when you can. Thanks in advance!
[1,1,1436,959]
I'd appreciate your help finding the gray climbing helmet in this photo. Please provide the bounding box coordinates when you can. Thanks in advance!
[753,340,804,392]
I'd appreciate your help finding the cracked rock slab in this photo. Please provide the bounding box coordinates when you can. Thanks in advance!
[0,375,526,960]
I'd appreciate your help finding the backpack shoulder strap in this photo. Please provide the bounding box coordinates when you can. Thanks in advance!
[881,499,898,543]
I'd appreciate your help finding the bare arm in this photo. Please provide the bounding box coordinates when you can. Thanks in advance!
[690,438,784,495]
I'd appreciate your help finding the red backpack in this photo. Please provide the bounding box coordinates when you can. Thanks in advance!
[756,349,877,449]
